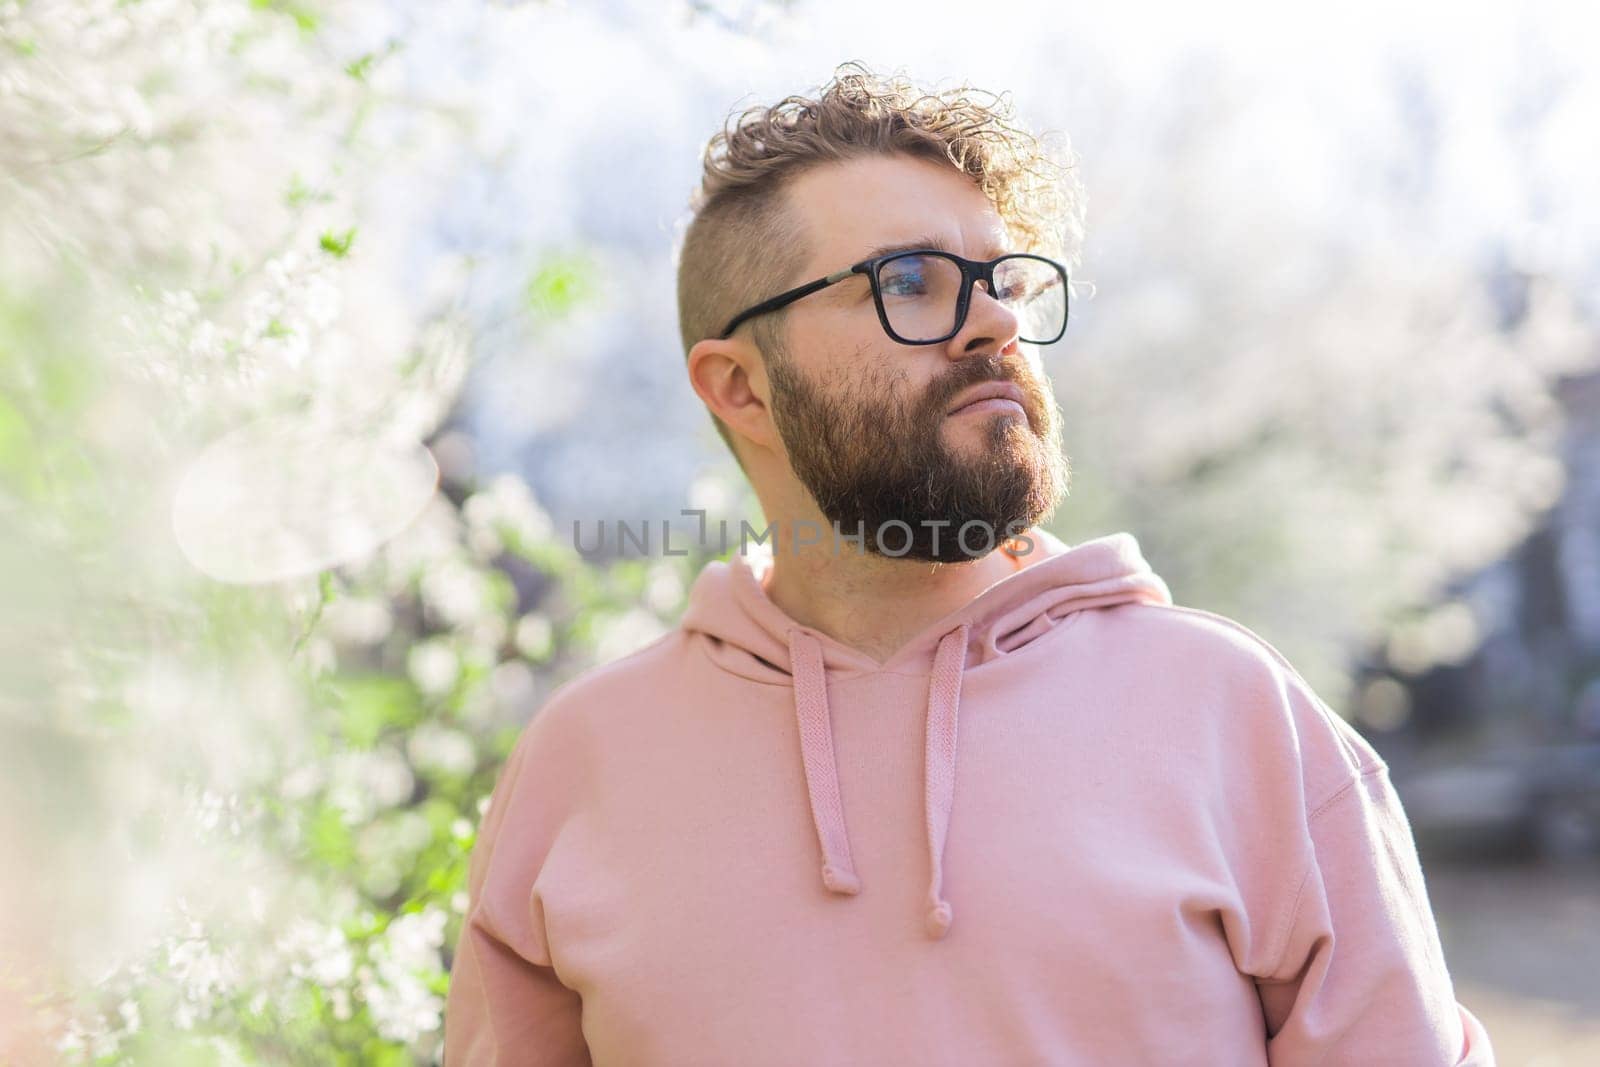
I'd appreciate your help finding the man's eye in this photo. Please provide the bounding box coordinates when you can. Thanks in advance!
[998,277,1040,302]
[882,273,927,296]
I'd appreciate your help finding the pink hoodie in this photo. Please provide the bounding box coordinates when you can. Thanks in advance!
[445,527,1495,1066]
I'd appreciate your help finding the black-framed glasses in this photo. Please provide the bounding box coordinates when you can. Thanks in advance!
[716,248,1069,346]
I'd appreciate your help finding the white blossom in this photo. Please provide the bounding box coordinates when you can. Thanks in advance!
[407,639,461,697]
[407,723,479,778]
[359,907,447,1044]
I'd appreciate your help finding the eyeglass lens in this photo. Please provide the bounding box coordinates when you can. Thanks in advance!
[875,253,1066,344]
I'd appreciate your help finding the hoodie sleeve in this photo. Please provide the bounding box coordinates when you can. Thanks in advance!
[444,715,592,1067]
[1254,708,1495,1065]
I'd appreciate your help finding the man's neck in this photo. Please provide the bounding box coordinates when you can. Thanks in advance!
[761,518,1020,666]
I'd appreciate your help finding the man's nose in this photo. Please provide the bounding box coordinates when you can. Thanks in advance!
[946,277,1022,360]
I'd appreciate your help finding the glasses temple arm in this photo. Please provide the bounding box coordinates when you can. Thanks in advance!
[716,265,864,340]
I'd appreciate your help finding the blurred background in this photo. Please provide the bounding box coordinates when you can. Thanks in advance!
[2,0,1597,1063]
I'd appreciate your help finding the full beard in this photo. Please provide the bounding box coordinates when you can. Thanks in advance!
[767,353,1070,563]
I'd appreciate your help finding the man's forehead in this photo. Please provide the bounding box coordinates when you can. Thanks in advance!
[797,201,1016,265]
[786,156,1014,270]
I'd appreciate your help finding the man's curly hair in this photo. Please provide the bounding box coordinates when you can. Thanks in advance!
[675,60,1085,464]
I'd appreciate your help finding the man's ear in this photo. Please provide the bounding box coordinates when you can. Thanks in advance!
[687,337,777,452]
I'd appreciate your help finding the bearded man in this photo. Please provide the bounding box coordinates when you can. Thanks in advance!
[444,62,1494,1067]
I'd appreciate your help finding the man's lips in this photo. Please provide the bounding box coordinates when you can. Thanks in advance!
[946,380,1028,417]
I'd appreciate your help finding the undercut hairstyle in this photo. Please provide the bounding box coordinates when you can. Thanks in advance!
[674,60,1085,468]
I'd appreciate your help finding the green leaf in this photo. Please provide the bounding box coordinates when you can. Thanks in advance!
[358,1039,413,1067]
[305,805,356,867]
[329,674,421,748]
[344,39,401,82]
[286,173,333,209]
[250,0,320,34]
[525,253,596,321]
[319,227,358,258]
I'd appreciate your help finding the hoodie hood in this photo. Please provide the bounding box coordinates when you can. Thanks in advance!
[680,527,1173,939]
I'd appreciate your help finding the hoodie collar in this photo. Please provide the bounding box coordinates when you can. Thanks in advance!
[680,527,1173,940]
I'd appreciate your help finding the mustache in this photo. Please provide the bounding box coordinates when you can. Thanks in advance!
[928,357,1045,413]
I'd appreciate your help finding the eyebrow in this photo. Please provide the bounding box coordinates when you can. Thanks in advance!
[854,233,1012,263]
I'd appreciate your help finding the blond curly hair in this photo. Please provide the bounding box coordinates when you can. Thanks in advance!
[675,61,1084,461]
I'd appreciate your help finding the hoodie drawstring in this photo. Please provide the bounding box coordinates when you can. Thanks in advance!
[788,628,862,896]
[786,622,972,940]
[922,622,970,938]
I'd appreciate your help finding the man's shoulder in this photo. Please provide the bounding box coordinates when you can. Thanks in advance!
[1091,600,1380,787]
[1089,599,1307,684]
